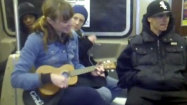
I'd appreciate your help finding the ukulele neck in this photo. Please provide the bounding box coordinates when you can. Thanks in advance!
[70,66,96,76]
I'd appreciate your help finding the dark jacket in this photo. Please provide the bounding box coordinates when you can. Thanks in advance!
[76,30,106,88]
[76,30,97,67]
[117,14,187,91]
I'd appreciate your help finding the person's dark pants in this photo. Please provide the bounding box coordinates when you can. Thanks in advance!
[59,86,108,105]
[23,86,108,105]
[125,86,187,105]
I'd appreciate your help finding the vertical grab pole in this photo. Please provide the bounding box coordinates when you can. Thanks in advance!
[13,1,20,104]
[13,0,21,53]
[136,0,140,35]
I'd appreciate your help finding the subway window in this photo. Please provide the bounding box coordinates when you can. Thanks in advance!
[1,0,132,37]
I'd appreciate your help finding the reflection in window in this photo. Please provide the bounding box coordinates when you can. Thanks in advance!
[88,0,127,32]
[83,0,132,37]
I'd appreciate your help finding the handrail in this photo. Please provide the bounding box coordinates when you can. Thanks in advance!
[13,0,21,53]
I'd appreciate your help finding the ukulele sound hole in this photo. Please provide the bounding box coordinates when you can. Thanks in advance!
[62,72,70,78]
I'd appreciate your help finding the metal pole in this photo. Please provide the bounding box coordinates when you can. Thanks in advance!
[13,0,21,53]
[136,0,140,35]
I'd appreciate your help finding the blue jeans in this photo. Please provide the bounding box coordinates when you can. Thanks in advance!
[96,86,112,104]
[96,76,123,104]
[106,76,123,100]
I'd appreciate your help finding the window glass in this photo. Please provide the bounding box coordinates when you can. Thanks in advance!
[2,0,132,37]
[69,0,133,37]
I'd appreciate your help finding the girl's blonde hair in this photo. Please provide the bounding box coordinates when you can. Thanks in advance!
[32,0,73,49]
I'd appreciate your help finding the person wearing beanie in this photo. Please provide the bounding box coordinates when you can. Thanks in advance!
[72,5,96,68]
[116,0,187,105]
[72,5,123,104]
[18,2,39,49]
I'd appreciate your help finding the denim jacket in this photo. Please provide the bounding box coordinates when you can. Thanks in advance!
[11,31,84,90]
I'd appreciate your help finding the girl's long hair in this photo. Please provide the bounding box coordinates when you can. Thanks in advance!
[32,0,73,49]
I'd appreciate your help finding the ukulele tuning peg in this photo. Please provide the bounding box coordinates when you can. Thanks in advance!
[110,69,115,72]
[106,60,111,63]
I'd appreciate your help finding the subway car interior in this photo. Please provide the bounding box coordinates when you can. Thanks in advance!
[0,0,187,105]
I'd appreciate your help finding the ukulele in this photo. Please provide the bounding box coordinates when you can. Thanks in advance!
[36,60,116,96]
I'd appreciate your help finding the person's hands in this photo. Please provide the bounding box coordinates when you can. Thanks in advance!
[50,74,68,88]
[88,34,97,44]
[91,63,105,77]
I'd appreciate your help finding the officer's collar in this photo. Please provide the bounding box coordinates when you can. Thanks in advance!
[141,31,174,43]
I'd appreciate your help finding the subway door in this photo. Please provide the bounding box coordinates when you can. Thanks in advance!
[172,0,187,36]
